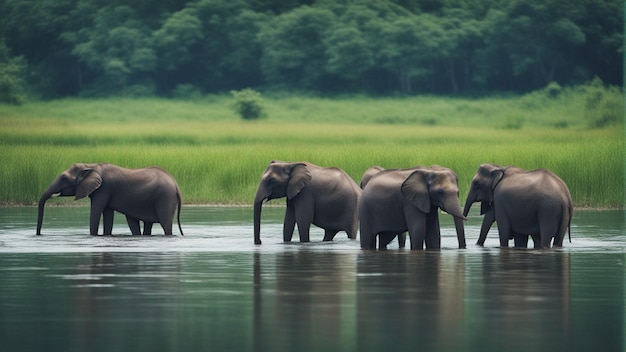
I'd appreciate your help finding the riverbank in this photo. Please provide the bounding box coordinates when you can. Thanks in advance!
[0,91,623,208]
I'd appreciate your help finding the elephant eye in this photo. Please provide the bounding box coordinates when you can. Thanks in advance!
[437,188,444,195]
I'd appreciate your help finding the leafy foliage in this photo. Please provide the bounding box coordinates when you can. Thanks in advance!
[583,78,623,128]
[0,41,26,104]
[230,88,265,120]
[0,0,622,97]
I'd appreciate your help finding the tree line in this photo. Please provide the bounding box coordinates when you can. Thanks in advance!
[0,0,622,100]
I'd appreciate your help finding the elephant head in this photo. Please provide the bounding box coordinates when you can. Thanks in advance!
[463,164,523,217]
[37,163,102,235]
[401,166,467,248]
[253,161,312,244]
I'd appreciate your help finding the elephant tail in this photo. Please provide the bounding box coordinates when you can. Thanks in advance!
[567,210,572,244]
[563,201,572,244]
[567,199,573,243]
[176,188,184,236]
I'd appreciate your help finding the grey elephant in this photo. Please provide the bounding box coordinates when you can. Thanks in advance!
[359,165,467,250]
[37,163,183,236]
[253,161,361,244]
[360,166,406,249]
[463,164,572,248]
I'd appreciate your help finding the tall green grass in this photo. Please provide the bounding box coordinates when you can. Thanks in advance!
[0,92,623,207]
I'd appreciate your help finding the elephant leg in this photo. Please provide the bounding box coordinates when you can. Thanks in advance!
[346,222,358,239]
[552,234,564,247]
[283,205,296,242]
[103,207,114,236]
[476,210,496,246]
[513,233,529,248]
[496,217,511,248]
[144,222,154,236]
[539,220,559,248]
[295,216,312,243]
[530,234,541,248]
[126,215,141,235]
[424,212,441,249]
[378,232,397,249]
[398,232,407,248]
[155,204,173,235]
[89,198,107,236]
[359,218,376,249]
[408,215,427,250]
[323,229,339,241]
[291,199,313,243]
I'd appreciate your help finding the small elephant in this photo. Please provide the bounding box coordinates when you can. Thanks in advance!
[253,161,361,244]
[359,165,467,250]
[463,164,572,248]
[37,163,183,236]
[360,166,406,249]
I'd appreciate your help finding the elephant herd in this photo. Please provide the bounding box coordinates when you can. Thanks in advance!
[37,161,573,249]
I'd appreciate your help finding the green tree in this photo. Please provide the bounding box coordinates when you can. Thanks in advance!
[68,5,156,94]
[485,0,586,89]
[436,8,485,93]
[324,26,374,82]
[0,0,94,96]
[378,14,445,93]
[575,0,623,86]
[0,40,26,104]
[153,0,265,93]
[258,6,336,89]
[153,7,204,71]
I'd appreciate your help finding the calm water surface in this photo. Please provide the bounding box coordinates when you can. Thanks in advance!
[0,206,624,352]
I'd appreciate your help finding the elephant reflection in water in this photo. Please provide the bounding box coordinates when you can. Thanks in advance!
[69,253,184,350]
[477,251,572,350]
[253,252,352,351]
[355,252,466,351]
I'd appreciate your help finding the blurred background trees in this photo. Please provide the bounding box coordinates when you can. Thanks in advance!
[0,0,621,99]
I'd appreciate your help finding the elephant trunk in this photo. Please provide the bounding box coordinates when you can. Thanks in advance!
[442,198,467,249]
[463,188,477,218]
[253,185,270,245]
[253,200,263,245]
[36,182,58,235]
[454,217,466,249]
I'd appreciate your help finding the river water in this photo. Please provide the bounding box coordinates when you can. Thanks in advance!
[0,206,623,352]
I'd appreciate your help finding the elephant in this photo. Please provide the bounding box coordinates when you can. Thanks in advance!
[37,163,184,236]
[360,166,406,249]
[253,161,361,244]
[463,164,572,248]
[359,165,467,250]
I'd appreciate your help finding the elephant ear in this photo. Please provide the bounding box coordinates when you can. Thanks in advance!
[401,170,431,213]
[480,201,492,215]
[488,169,505,206]
[287,163,312,200]
[75,168,102,200]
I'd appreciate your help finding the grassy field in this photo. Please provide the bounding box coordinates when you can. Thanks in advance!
[0,89,623,208]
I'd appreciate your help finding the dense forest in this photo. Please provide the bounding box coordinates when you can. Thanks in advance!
[0,0,622,100]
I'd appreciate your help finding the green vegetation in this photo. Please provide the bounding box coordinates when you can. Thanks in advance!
[0,83,623,207]
[0,0,621,98]
[0,41,26,104]
[230,89,266,120]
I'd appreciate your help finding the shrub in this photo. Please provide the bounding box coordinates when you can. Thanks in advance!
[230,88,265,120]
[583,77,623,128]
[542,81,562,98]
